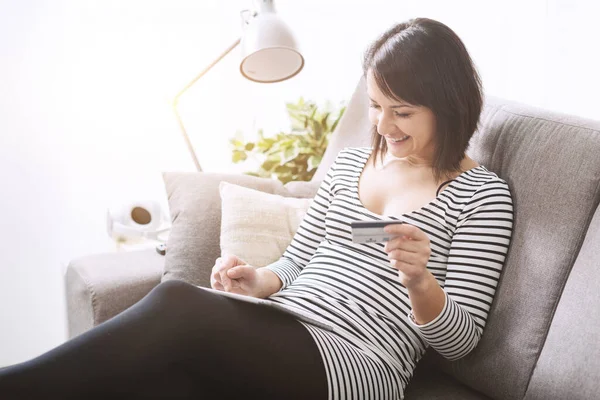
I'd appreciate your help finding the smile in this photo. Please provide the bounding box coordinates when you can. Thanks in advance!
[387,135,410,143]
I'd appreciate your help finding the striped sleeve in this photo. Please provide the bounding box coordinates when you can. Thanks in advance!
[407,179,514,360]
[263,150,341,290]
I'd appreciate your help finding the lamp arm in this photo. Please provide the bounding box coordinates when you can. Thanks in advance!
[172,38,242,172]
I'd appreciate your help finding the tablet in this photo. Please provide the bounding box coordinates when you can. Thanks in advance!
[197,286,335,332]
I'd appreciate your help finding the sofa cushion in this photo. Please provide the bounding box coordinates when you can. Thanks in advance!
[219,181,313,267]
[423,97,600,399]
[404,360,491,400]
[523,202,600,400]
[161,172,320,288]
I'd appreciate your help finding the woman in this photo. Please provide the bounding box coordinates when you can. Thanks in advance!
[0,17,513,400]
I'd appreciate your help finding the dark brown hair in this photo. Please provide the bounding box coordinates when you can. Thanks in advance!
[362,17,483,181]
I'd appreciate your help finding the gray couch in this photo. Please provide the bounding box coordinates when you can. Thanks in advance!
[65,76,600,399]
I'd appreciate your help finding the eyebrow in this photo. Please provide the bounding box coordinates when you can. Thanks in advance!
[368,97,415,108]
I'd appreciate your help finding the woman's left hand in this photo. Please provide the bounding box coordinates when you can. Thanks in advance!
[383,223,432,289]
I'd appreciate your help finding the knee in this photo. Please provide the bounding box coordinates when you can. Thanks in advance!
[147,279,198,309]
[155,279,195,292]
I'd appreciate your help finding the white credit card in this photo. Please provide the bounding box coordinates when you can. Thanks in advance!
[350,220,403,243]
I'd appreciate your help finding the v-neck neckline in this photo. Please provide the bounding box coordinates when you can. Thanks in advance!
[353,148,486,219]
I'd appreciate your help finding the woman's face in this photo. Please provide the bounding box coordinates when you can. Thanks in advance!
[366,69,437,166]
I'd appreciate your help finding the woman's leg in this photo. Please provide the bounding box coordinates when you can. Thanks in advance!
[0,280,328,399]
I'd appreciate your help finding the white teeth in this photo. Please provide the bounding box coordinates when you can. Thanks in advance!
[389,136,409,142]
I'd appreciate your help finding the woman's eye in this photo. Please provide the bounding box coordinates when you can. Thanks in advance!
[369,104,380,109]
[394,112,411,118]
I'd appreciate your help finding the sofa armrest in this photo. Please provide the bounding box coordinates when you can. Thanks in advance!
[65,248,164,339]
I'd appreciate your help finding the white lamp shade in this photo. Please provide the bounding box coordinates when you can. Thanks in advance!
[240,12,304,83]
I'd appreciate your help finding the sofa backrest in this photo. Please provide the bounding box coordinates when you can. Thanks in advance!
[441,96,600,400]
[320,76,600,400]
[523,194,600,399]
[312,77,372,182]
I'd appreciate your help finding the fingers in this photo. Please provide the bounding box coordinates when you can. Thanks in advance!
[211,255,249,292]
[387,249,419,266]
[390,259,415,271]
[219,271,232,291]
[383,224,430,256]
[212,279,224,291]
[387,242,431,260]
[211,256,232,290]
[211,270,239,292]
[384,236,417,253]
[384,223,428,241]
[227,265,250,280]
[221,254,241,291]
[210,257,221,289]
[383,227,431,273]
[211,266,224,290]
[227,266,251,292]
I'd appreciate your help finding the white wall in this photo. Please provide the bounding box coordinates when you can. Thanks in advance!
[0,0,598,367]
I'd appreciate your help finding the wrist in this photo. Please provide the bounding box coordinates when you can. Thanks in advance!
[406,272,445,325]
[405,270,436,294]
[256,268,283,298]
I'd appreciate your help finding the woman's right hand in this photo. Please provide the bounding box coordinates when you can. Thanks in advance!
[211,254,279,298]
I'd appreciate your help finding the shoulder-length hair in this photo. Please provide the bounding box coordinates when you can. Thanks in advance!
[362,17,483,181]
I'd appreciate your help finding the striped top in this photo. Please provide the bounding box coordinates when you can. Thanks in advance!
[265,147,514,400]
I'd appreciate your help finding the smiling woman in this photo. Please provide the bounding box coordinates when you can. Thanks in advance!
[0,15,513,400]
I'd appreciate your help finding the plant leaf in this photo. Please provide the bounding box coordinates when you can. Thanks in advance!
[320,112,330,131]
[307,154,321,172]
[261,159,277,171]
[230,139,244,149]
[280,145,300,165]
[232,150,247,163]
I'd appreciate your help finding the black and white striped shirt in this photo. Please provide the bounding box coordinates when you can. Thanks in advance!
[265,147,514,400]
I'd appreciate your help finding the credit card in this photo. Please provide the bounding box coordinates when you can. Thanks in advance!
[350,220,403,243]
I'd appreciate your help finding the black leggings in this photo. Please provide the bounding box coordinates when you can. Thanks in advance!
[0,280,328,399]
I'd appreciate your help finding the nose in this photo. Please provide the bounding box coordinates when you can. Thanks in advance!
[376,112,397,137]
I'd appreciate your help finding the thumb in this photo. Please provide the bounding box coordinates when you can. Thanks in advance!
[227,265,253,279]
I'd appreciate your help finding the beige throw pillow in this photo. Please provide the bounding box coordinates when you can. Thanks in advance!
[219,181,313,267]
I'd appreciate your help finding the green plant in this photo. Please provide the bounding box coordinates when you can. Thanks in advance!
[229,97,346,184]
